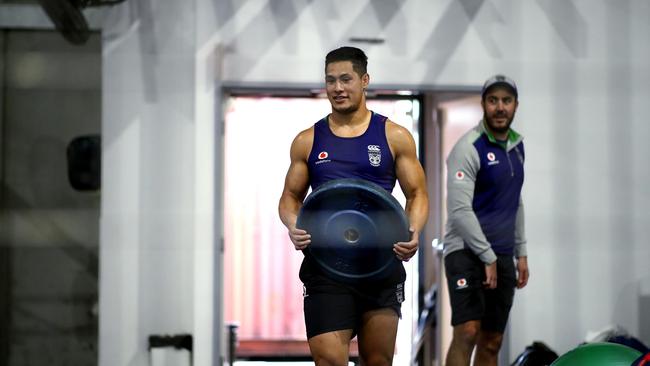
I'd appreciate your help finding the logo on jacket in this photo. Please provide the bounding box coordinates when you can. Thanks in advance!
[487,152,500,166]
[367,145,381,167]
[455,171,465,180]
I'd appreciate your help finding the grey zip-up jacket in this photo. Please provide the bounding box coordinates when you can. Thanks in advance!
[443,120,527,264]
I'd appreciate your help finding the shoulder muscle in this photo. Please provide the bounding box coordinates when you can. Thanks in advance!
[385,119,416,156]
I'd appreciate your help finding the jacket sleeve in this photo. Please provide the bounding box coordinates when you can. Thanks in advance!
[514,197,527,257]
[446,139,497,264]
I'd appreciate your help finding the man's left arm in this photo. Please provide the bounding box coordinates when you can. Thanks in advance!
[388,122,429,262]
[515,197,529,288]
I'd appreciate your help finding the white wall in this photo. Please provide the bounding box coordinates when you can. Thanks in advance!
[211,0,650,360]
[99,0,221,365]
[99,0,650,364]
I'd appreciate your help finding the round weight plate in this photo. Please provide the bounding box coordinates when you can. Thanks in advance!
[296,178,410,283]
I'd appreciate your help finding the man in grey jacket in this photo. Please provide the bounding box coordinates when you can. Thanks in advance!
[444,75,530,366]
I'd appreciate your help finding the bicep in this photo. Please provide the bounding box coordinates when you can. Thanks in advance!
[392,129,426,198]
[281,133,311,202]
[282,159,309,201]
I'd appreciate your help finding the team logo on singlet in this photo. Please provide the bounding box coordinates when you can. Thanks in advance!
[455,171,465,180]
[367,145,381,167]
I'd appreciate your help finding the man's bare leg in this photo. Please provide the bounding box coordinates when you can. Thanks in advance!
[308,329,354,366]
[473,329,504,366]
[445,320,481,366]
[357,308,398,366]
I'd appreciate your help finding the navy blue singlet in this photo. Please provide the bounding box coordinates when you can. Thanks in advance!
[300,111,406,286]
[307,111,396,192]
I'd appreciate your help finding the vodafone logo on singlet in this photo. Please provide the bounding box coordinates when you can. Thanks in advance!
[315,151,331,165]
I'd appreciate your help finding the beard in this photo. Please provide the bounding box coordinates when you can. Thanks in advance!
[485,112,514,135]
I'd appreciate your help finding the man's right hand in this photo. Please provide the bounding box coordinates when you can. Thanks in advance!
[483,261,497,289]
[288,226,311,250]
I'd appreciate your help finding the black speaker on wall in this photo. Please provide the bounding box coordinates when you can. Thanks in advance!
[67,135,101,191]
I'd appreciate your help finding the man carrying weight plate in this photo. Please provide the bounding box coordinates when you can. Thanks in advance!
[278,46,429,366]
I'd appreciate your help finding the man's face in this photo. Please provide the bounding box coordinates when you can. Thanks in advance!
[481,86,519,135]
[325,61,369,114]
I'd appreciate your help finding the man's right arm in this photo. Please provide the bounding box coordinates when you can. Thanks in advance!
[446,138,498,288]
[278,128,313,250]
[446,138,497,265]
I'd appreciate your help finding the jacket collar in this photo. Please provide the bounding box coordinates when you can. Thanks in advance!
[478,119,523,149]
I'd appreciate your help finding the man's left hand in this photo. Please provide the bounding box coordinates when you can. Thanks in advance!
[393,229,419,262]
[516,256,529,289]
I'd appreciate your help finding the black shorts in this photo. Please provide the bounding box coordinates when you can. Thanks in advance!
[302,272,404,339]
[444,249,516,333]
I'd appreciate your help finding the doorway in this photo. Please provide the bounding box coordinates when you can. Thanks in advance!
[220,89,484,365]
[222,92,422,364]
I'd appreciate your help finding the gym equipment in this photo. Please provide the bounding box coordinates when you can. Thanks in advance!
[551,342,642,366]
[297,178,409,283]
[633,351,650,366]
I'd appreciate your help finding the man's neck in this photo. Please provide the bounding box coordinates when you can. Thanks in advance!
[492,130,508,141]
[329,105,371,127]
[484,123,509,141]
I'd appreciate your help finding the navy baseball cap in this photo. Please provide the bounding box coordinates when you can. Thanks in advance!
[482,74,518,98]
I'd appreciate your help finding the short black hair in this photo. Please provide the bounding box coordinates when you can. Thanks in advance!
[325,46,368,77]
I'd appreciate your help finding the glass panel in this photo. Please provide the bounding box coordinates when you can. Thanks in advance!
[0,30,101,366]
